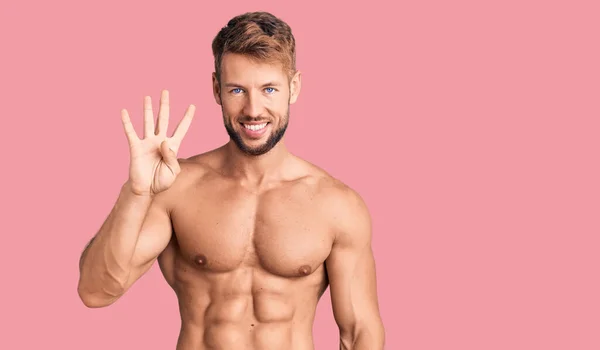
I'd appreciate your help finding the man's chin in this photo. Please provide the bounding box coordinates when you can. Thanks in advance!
[237,140,275,156]
[225,121,287,156]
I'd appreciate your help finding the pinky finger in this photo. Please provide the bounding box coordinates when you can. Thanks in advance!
[121,109,139,145]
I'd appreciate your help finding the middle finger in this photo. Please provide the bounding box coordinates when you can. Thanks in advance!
[143,95,155,138]
[156,90,170,136]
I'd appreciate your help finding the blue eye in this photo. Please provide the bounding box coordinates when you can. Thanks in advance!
[232,88,243,94]
[265,87,275,94]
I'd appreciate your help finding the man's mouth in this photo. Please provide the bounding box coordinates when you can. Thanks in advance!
[241,122,269,131]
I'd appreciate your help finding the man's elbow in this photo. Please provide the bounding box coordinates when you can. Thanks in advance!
[358,320,385,349]
[372,320,386,348]
[77,281,122,308]
[341,318,386,350]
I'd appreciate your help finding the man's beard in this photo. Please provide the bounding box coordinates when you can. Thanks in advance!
[224,110,289,156]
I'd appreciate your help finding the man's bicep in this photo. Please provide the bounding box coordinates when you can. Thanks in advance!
[327,241,380,326]
[326,188,383,341]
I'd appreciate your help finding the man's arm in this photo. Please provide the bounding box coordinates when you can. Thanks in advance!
[77,180,172,308]
[326,186,385,350]
[77,90,194,308]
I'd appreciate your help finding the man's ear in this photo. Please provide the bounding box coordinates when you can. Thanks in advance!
[212,72,222,105]
[289,70,302,104]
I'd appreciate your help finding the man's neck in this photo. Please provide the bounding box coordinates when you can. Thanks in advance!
[221,140,291,187]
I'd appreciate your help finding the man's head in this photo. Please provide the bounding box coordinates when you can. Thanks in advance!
[211,11,301,156]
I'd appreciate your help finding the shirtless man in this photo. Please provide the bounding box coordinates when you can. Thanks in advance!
[77,11,385,350]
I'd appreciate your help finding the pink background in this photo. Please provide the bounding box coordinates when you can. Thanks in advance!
[1,0,599,349]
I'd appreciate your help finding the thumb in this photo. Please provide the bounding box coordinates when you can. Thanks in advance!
[160,141,180,174]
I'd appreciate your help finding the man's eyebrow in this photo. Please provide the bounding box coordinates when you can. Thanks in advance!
[223,81,282,88]
[260,81,282,87]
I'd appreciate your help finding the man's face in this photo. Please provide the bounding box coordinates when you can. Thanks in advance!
[213,53,301,156]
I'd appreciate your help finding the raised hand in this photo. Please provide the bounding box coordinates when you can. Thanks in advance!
[120,90,196,196]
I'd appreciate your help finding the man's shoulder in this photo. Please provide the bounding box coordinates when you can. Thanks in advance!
[313,174,372,244]
[299,161,360,200]
[179,147,220,168]
[157,148,223,201]
[299,162,369,221]
[176,148,225,180]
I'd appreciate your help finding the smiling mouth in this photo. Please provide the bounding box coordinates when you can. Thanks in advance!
[241,122,269,131]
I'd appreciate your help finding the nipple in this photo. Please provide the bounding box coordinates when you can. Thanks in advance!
[194,254,208,266]
[298,265,312,276]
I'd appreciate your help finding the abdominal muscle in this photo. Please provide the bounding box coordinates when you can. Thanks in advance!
[160,254,326,350]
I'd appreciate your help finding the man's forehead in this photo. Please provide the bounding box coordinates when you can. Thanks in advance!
[220,53,287,81]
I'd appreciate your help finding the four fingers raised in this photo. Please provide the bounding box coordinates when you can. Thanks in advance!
[122,91,195,147]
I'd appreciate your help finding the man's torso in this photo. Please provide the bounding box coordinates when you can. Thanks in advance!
[156,150,344,349]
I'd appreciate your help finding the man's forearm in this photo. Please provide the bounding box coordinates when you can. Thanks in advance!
[78,181,153,304]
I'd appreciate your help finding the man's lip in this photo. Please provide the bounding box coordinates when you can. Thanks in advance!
[240,122,270,138]
[240,121,270,125]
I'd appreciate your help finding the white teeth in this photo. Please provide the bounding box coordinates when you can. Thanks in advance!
[244,123,267,131]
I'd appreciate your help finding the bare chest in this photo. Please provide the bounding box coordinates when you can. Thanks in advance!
[169,185,334,278]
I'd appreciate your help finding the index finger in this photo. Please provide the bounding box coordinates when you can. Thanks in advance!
[171,104,196,143]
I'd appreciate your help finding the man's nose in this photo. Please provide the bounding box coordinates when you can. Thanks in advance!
[242,91,263,118]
